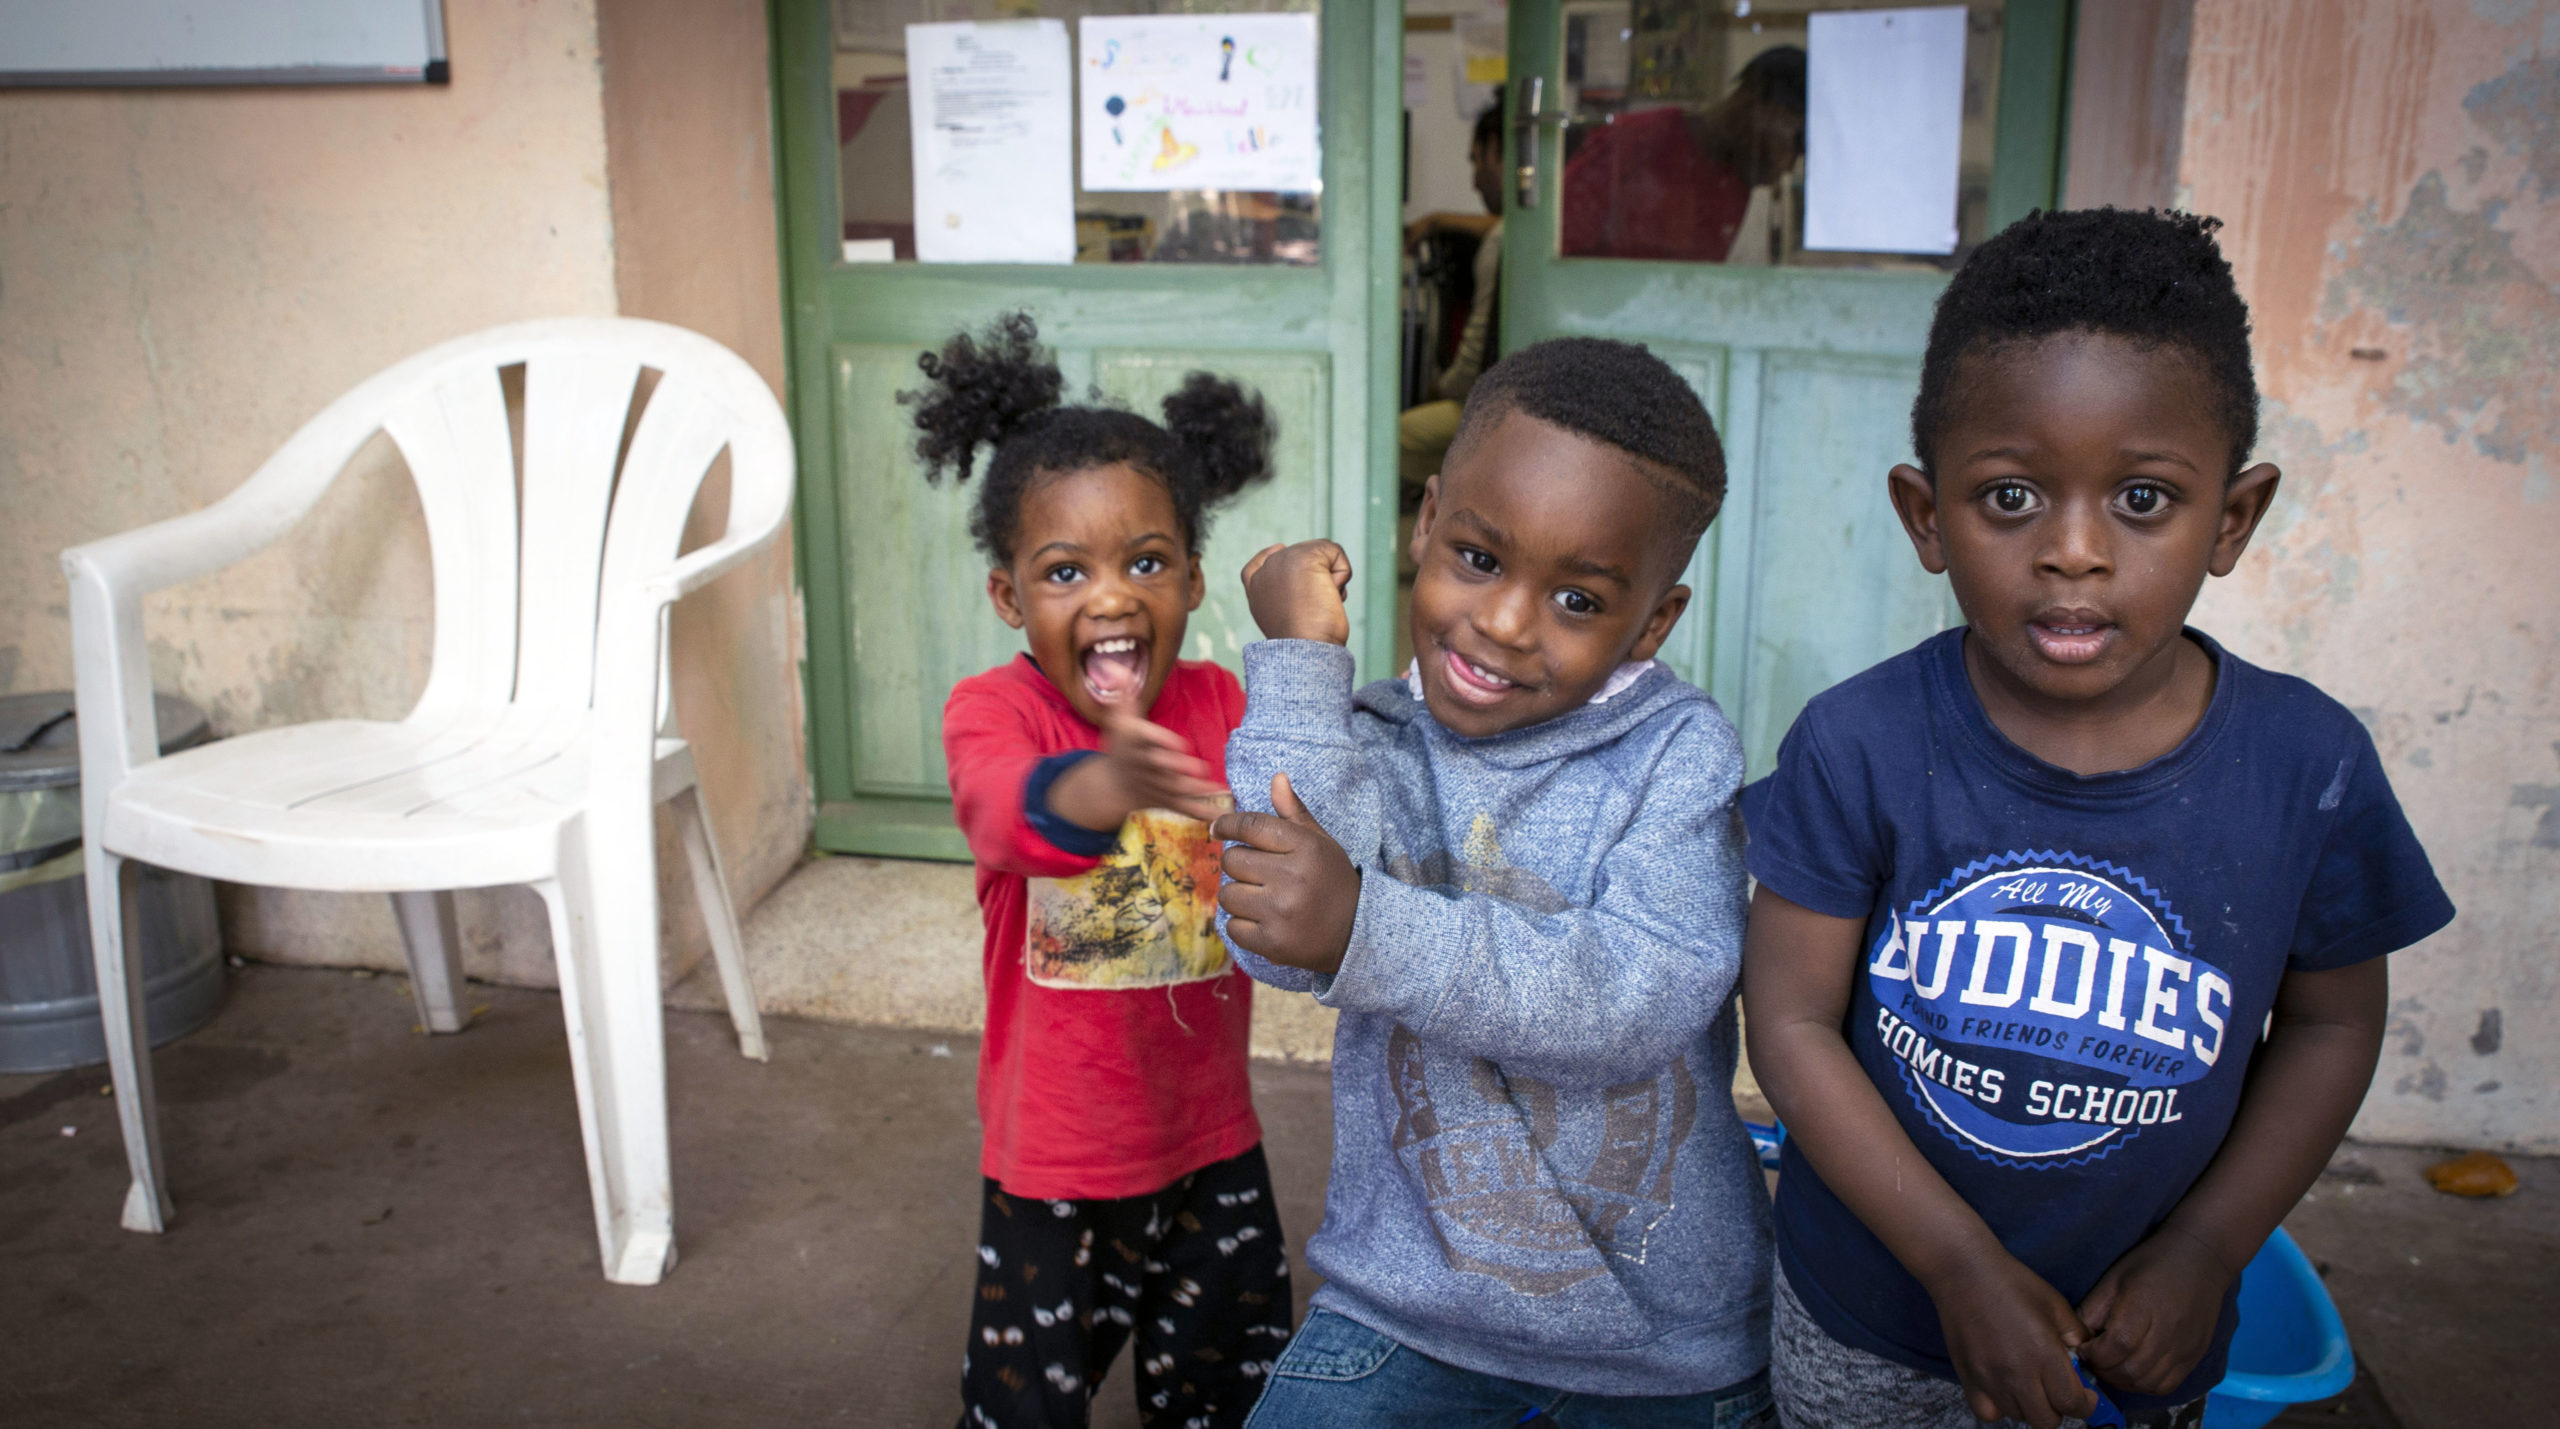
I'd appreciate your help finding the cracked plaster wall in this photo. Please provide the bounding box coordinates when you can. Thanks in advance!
[0,0,809,993]
[2180,0,2560,1151]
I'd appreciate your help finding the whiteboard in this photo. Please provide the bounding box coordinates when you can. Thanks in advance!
[0,0,448,87]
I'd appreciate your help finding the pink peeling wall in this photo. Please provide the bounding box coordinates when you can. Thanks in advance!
[2180,0,2559,1151]
[0,0,809,988]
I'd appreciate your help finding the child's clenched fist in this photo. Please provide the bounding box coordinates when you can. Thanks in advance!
[1213,773,1359,975]
[1241,540,1355,646]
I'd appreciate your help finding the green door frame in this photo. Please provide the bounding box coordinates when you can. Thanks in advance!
[768,0,1403,861]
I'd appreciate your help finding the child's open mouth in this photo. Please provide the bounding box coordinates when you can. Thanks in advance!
[1440,647,1521,706]
[2028,618,2116,664]
[1082,636,1149,704]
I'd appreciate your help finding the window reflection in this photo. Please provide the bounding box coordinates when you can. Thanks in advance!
[1561,43,1804,262]
[1555,0,2007,268]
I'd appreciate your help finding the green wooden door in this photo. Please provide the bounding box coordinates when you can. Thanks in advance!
[1498,0,2070,775]
[775,0,1401,859]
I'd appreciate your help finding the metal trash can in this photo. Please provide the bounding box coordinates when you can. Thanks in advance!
[0,692,226,1074]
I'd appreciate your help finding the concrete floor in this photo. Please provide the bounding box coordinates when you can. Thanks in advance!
[3,966,2550,1428]
[1,966,1332,1427]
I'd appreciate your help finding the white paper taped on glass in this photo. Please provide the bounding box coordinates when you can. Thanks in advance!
[1804,6,1968,255]
[1078,12,1321,194]
[906,19,1076,264]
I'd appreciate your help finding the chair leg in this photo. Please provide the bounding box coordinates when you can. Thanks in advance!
[668,786,768,1062]
[535,828,676,1286]
[87,846,172,1233]
[390,890,470,1034]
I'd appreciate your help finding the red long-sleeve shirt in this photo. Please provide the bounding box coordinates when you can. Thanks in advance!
[943,655,1261,1200]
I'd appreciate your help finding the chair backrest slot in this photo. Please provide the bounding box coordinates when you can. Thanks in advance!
[599,372,735,724]
[385,366,522,725]
[513,352,644,719]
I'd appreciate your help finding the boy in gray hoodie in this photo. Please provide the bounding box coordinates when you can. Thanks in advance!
[1212,339,1773,1429]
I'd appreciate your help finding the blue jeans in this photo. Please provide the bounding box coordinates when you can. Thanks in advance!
[1244,1309,1777,1429]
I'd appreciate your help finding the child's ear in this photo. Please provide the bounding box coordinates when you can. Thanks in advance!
[1627,583,1692,663]
[1186,549,1207,613]
[987,565,1027,630]
[2210,462,2283,578]
[1407,475,1441,565]
[1888,464,1949,575]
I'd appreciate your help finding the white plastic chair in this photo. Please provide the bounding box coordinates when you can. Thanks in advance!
[61,318,792,1285]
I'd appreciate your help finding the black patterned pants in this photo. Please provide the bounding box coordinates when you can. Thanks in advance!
[958,1144,1295,1429]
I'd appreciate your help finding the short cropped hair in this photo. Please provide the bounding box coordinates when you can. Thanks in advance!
[1447,337,1726,559]
[1913,208,2259,475]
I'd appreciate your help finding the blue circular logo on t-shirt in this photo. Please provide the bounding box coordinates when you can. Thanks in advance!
[1863,853,2237,1167]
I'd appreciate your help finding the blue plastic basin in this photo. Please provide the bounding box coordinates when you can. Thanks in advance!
[1739,1125,2353,1428]
[2204,1226,2355,1428]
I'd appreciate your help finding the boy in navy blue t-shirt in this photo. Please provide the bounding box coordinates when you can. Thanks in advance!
[1741,209,2453,1429]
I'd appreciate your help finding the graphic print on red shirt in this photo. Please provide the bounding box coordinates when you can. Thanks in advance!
[943,655,1262,1201]
[1023,806,1232,989]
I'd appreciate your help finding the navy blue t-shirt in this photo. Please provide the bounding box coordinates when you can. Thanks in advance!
[1742,628,2453,1408]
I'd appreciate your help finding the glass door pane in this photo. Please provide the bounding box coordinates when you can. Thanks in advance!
[832,0,1324,265]
[1550,1,2009,268]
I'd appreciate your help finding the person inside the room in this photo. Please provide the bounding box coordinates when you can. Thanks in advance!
[1561,45,1806,264]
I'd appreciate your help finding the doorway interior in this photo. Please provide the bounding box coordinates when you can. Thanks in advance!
[771,0,2075,857]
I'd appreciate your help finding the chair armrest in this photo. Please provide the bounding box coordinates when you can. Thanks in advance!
[62,499,298,606]
[640,522,788,604]
[589,512,791,788]
[61,378,383,603]
[63,563,162,802]
[636,422,795,604]
[59,500,295,792]
[59,396,377,784]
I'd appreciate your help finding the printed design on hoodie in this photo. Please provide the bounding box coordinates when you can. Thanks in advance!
[1025,809,1231,989]
[1865,852,2232,1168]
[1382,812,1574,915]
[1378,813,1692,1295]
[1388,1024,1698,1295]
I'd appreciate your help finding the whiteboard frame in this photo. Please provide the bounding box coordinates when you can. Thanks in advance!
[0,0,448,88]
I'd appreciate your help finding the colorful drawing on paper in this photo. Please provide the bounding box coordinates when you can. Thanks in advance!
[1024,808,1232,989]
[1077,12,1320,193]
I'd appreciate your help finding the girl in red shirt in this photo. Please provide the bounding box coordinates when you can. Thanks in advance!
[910,314,1289,1429]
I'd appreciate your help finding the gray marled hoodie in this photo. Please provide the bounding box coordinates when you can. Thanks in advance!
[1222,639,1770,1397]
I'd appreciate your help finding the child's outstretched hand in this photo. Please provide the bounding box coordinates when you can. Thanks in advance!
[1241,540,1354,645]
[1212,773,1359,975]
[2072,1224,2231,1397]
[1929,1252,2100,1429]
[1048,706,1231,830]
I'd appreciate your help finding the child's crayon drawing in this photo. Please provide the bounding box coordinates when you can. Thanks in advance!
[1078,12,1317,193]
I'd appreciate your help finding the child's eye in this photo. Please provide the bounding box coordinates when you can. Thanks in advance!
[1130,554,1166,577]
[1044,564,1085,585]
[1986,482,2037,515]
[1553,589,1599,616]
[1456,546,1498,575]
[2120,483,2167,516]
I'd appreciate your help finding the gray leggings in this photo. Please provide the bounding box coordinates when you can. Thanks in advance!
[1769,1265,2202,1429]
